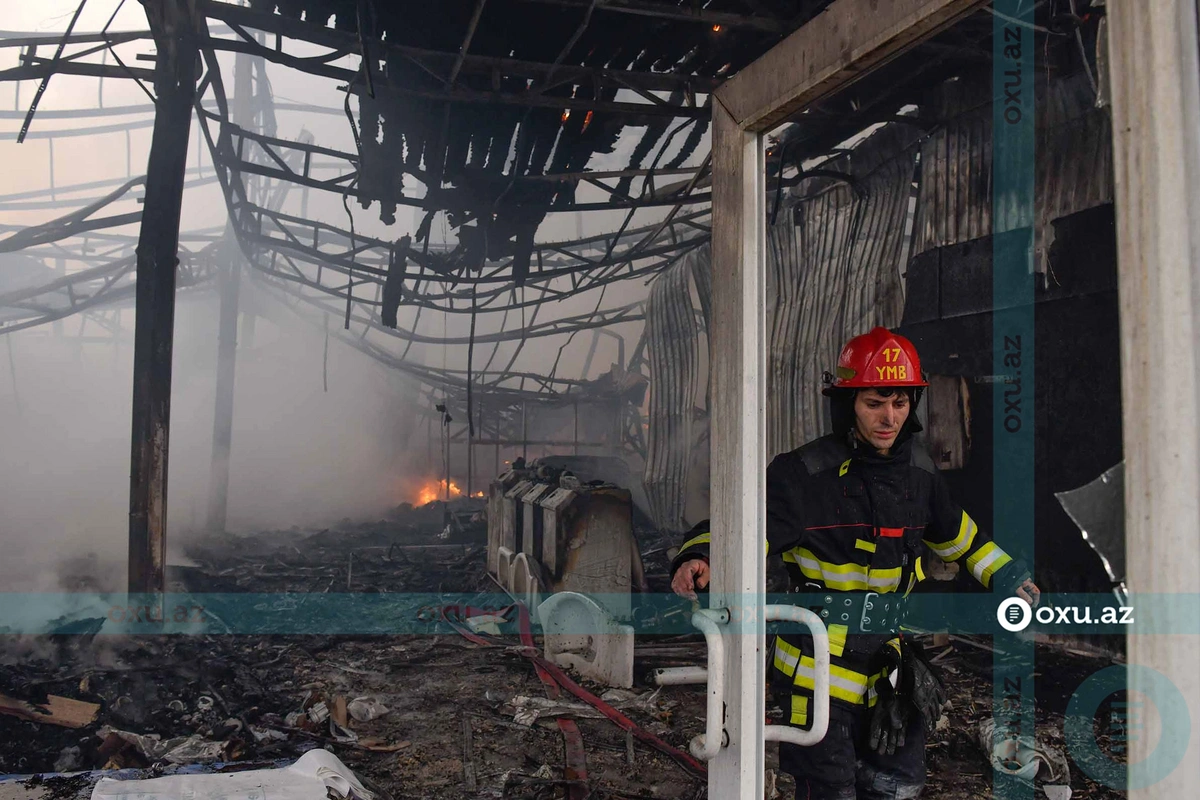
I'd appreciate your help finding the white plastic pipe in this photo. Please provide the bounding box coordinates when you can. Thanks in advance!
[652,666,708,686]
[762,604,830,746]
[689,608,729,760]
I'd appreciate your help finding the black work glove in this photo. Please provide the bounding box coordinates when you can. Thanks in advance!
[866,644,908,756]
[868,675,908,756]
[901,639,948,735]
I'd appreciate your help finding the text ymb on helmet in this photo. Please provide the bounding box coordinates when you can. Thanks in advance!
[822,327,930,396]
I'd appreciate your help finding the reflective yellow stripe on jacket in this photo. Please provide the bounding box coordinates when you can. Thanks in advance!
[903,556,926,597]
[679,531,711,553]
[966,541,1012,588]
[773,638,894,707]
[781,547,902,593]
[790,694,809,726]
[924,511,978,561]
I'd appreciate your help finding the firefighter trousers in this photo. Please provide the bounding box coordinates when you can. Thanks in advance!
[780,703,926,800]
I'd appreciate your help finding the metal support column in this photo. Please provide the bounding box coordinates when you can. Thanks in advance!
[468,391,479,495]
[128,0,199,595]
[205,236,241,532]
[206,51,255,533]
[53,258,64,338]
[443,416,453,528]
[708,96,767,798]
[1108,1,1200,795]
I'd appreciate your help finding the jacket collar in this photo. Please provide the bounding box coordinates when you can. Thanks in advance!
[847,430,913,465]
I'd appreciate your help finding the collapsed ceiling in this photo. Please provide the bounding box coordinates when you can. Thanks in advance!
[0,1,1099,415]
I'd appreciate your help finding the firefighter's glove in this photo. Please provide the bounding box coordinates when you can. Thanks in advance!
[868,675,908,756]
[866,645,908,756]
[901,639,948,735]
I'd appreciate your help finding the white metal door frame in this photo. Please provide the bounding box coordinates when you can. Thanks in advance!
[708,1,1017,796]
[712,0,1200,796]
[1107,2,1200,797]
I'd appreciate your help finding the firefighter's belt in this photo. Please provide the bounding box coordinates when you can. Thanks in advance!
[808,591,907,634]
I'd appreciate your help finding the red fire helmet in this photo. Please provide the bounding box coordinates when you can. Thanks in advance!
[822,327,929,395]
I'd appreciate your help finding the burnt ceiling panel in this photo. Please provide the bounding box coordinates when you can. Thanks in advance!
[209,0,825,275]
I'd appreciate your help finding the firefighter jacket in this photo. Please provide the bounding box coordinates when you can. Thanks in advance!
[669,433,1030,727]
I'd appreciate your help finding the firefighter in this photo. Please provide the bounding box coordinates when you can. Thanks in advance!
[670,327,1040,800]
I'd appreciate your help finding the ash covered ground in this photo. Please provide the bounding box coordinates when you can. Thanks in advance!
[1,503,1126,799]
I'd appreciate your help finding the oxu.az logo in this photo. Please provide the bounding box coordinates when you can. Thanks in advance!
[1066,665,1190,789]
[996,597,1133,633]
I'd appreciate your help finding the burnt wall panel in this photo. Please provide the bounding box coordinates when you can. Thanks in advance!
[902,249,940,325]
[899,203,1122,602]
[938,238,993,319]
[913,72,1113,273]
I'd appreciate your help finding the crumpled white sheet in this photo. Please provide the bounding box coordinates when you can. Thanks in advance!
[96,727,227,765]
[978,718,1072,785]
[90,749,373,800]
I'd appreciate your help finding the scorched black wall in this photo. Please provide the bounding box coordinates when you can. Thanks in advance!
[899,204,1122,598]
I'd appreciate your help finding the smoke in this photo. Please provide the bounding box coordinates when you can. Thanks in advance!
[0,282,420,593]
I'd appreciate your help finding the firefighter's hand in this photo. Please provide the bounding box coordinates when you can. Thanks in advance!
[1015,579,1041,608]
[671,559,710,601]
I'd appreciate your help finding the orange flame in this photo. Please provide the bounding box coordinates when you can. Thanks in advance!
[416,479,463,506]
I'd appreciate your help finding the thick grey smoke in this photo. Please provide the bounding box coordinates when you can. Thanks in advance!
[0,284,418,592]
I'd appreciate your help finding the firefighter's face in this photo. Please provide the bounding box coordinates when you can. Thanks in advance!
[853,389,911,453]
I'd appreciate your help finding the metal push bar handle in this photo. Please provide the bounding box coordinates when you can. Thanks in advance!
[686,604,830,760]
[763,604,830,746]
[689,607,729,760]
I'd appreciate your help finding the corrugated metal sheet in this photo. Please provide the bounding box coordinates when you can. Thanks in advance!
[639,74,1115,526]
[913,72,1113,269]
[643,258,700,531]
[766,124,920,454]
[640,124,919,524]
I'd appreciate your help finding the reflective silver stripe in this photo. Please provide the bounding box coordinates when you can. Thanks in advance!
[797,554,867,583]
[867,570,901,591]
[927,513,977,561]
[775,643,799,674]
[788,550,900,592]
[970,544,1007,584]
[796,662,870,698]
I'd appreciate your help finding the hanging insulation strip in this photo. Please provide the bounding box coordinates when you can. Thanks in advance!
[642,258,699,531]
[766,124,920,456]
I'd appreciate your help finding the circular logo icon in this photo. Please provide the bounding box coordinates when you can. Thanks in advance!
[1065,664,1190,790]
[997,597,1032,632]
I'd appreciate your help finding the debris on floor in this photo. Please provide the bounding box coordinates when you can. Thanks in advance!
[0,511,1126,799]
[91,749,372,800]
[0,695,99,731]
[979,716,1072,785]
